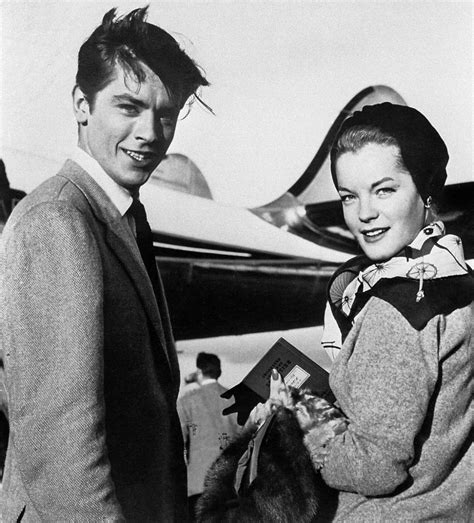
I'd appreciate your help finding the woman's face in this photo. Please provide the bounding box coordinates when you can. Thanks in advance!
[335,143,425,262]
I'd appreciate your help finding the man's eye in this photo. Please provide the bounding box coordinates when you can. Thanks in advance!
[160,115,177,126]
[119,104,138,114]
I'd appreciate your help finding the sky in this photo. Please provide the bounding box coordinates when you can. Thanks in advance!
[1,0,473,208]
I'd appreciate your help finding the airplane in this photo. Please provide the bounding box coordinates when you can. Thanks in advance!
[1,84,473,385]
[138,85,474,345]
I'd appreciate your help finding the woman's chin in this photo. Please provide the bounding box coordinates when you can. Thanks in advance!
[360,244,393,263]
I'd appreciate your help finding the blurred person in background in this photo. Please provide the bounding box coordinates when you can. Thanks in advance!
[178,352,240,521]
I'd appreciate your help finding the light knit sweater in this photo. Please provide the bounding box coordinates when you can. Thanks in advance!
[320,296,473,521]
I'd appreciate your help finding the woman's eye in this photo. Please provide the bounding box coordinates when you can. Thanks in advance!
[376,187,395,197]
[340,194,355,204]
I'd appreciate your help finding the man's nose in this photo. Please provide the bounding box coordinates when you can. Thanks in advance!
[358,196,378,222]
[134,111,161,143]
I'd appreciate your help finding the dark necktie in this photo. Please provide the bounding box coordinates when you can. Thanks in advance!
[127,199,172,383]
[127,198,159,289]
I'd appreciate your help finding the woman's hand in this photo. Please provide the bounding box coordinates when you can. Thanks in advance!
[244,369,290,430]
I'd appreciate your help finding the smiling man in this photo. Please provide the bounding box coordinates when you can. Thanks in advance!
[0,7,209,521]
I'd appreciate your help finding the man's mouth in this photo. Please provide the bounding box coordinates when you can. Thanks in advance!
[123,149,157,163]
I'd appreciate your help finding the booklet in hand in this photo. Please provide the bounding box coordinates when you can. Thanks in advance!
[222,337,335,425]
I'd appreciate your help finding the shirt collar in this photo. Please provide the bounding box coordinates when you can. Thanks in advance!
[70,147,133,217]
[200,378,217,386]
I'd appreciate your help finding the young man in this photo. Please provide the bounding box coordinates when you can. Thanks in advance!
[177,353,240,520]
[0,7,209,521]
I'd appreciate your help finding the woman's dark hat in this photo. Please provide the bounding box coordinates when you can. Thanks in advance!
[331,102,448,202]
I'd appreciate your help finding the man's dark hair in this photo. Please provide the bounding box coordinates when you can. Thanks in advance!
[76,6,210,111]
[196,352,221,380]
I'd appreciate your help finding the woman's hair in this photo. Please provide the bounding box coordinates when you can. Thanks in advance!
[330,103,449,205]
[331,125,406,172]
[76,7,210,111]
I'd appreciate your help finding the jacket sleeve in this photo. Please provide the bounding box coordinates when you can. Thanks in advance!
[3,201,124,520]
[320,297,439,496]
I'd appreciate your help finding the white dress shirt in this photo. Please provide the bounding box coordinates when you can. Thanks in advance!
[70,147,136,233]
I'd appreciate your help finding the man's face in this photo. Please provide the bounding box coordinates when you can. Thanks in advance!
[74,62,181,191]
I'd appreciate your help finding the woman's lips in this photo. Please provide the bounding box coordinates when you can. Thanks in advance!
[360,227,389,243]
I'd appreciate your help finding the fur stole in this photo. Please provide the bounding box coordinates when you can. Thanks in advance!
[196,399,343,522]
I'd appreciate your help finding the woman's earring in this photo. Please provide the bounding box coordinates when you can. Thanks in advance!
[424,196,432,209]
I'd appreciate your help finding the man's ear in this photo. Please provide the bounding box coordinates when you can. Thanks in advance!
[72,85,90,125]
[196,368,203,384]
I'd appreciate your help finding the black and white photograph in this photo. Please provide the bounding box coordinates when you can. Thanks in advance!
[1,1,472,521]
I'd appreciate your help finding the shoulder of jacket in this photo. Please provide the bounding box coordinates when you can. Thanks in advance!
[10,171,88,216]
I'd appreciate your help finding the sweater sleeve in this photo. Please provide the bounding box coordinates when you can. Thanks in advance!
[321,297,439,496]
[2,201,124,520]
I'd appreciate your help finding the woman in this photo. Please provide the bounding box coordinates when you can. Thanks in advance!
[304,102,473,521]
[201,102,472,521]
[244,102,473,521]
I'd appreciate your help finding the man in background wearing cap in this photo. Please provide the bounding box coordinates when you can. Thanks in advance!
[178,353,240,521]
[0,7,209,521]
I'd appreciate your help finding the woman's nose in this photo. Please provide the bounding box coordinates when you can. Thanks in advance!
[358,196,378,222]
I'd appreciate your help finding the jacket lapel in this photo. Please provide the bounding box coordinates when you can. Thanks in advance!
[57,161,171,368]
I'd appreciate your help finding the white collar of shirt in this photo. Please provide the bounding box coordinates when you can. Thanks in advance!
[70,147,133,217]
[200,378,217,386]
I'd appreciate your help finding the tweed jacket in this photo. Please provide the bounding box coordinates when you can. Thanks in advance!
[321,296,473,521]
[0,161,186,522]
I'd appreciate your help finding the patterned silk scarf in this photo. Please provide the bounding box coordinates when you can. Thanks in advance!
[322,222,472,362]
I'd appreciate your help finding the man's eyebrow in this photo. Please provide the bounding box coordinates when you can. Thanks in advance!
[338,177,395,193]
[111,93,179,114]
[111,94,147,108]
